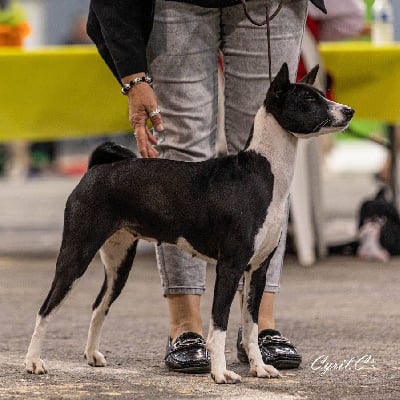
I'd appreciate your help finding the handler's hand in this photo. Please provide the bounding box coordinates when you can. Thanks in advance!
[124,73,164,158]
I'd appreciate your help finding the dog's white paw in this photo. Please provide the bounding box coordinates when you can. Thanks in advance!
[211,369,242,384]
[250,363,281,379]
[84,350,107,367]
[25,358,47,375]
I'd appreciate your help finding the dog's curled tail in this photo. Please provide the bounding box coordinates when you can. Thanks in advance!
[88,141,137,169]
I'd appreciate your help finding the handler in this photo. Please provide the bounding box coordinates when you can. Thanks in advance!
[87,0,326,373]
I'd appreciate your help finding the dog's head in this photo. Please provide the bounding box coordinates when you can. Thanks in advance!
[264,63,354,137]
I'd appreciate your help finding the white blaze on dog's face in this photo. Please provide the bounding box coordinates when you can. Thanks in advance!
[264,63,354,138]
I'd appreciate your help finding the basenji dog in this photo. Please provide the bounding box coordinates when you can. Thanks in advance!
[25,63,353,383]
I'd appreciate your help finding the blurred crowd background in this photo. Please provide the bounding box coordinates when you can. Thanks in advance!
[1,0,400,263]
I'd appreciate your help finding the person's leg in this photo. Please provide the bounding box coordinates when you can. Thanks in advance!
[258,205,288,331]
[221,0,307,367]
[222,0,307,151]
[155,243,207,341]
[147,1,220,372]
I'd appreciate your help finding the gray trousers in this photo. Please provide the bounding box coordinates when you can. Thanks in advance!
[147,0,307,295]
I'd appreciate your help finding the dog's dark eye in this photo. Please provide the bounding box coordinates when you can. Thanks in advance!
[305,96,316,102]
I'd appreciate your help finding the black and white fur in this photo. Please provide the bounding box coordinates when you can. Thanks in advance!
[358,188,400,257]
[25,63,354,383]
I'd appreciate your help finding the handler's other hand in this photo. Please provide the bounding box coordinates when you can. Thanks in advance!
[125,73,164,158]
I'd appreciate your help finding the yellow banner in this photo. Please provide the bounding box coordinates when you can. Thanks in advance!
[0,45,130,142]
[320,41,400,124]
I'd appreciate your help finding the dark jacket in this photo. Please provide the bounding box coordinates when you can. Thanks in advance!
[87,0,326,83]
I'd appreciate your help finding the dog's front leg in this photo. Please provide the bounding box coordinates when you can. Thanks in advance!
[25,314,49,374]
[242,256,281,379]
[207,257,246,384]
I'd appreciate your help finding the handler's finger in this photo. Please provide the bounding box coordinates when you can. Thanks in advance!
[134,126,149,158]
[148,108,164,132]
[147,142,159,158]
[146,126,158,146]
[135,126,154,158]
[134,126,158,158]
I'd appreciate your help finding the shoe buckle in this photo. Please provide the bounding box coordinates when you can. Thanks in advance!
[259,334,291,346]
[171,337,205,352]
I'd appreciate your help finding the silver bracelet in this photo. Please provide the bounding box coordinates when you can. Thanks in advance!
[121,74,153,95]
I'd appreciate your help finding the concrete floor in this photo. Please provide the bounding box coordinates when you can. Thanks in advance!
[1,253,399,399]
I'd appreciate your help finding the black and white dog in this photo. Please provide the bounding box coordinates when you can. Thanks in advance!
[356,188,400,261]
[25,63,353,383]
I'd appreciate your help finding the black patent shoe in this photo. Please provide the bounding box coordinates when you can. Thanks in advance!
[165,332,211,374]
[237,328,302,369]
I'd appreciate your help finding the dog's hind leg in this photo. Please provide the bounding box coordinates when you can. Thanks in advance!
[241,253,281,379]
[25,240,105,374]
[84,229,137,367]
[25,202,115,374]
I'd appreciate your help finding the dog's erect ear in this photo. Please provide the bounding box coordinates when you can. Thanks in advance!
[299,64,319,86]
[269,62,291,94]
[264,63,291,110]
[309,0,327,14]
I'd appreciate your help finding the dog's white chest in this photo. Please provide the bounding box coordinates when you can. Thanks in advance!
[249,203,286,266]
[246,111,296,267]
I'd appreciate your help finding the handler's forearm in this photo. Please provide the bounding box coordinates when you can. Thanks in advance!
[87,0,155,81]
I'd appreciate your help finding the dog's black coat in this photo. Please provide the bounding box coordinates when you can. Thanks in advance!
[88,141,137,168]
[87,143,275,264]
[40,145,274,319]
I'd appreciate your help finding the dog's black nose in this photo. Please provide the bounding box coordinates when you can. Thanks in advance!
[344,107,354,119]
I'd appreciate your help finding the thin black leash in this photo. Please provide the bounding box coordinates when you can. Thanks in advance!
[241,0,284,84]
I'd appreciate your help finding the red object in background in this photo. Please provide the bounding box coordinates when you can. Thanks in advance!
[297,17,319,81]
[57,161,88,177]
[297,16,334,100]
